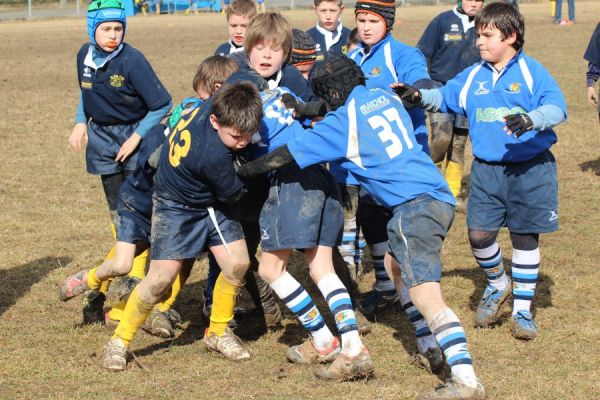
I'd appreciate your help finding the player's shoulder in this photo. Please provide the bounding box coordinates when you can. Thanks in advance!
[77,43,91,57]
[306,26,319,36]
[214,42,230,55]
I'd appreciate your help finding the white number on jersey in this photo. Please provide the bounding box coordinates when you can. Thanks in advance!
[367,107,413,159]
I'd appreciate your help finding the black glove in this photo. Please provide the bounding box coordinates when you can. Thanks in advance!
[504,113,533,137]
[293,100,328,119]
[392,83,422,108]
[281,93,298,109]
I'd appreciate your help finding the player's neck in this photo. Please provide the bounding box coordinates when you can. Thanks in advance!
[490,49,517,73]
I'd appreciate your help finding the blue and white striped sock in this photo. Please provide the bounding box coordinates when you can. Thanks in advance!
[398,286,437,354]
[317,273,363,357]
[472,241,509,290]
[512,248,540,315]
[353,226,366,269]
[270,272,334,349]
[339,216,362,268]
[430,308,477,386]
[371,241,396,296]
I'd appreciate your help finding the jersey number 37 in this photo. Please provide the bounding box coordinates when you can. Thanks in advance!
[367,107,414,159]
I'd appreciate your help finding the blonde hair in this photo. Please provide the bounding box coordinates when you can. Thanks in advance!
[244,11,293,63]
[226,0,257,21]
[192,55,240,96]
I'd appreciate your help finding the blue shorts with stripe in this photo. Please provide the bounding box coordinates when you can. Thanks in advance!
[467,150,559,234]
[259,163,343,252]
[86,121,141,175]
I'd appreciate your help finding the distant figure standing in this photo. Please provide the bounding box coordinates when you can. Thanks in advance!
[584,22,600,122]
[554,0,575,25]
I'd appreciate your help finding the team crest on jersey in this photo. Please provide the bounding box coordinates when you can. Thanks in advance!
[474,81,489,95]
[506,83,521,94]
[369,67,381,77]
[83,67,92,78]
[109,74,125,88]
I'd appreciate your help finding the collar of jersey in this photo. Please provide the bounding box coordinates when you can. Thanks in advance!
[483,49,525,84]
[315,20,344,50]
[452,7,475,33]
[357,33,392,60]
[84,43,124,70]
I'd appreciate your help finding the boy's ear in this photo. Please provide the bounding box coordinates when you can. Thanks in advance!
[214,83,222,92]
[209,114,220,131]
[505,31,517,46]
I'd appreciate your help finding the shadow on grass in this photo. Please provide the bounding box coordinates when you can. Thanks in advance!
[579,157,600,176]
[442,257,555,325]
[0,256,69,317]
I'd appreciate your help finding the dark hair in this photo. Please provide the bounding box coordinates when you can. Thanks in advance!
[210,82,263,134]
[347,27,359,47]
[475,2,524,50]
[192,55,239,95]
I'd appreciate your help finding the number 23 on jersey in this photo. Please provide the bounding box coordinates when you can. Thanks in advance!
[168,108,200,167]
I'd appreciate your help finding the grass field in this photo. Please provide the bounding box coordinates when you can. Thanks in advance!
[1,2,599,399]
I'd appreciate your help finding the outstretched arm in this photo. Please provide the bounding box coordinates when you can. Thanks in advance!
[237,145,296,178]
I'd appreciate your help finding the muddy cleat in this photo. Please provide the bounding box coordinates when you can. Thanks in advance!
[105,276,141,307]
[314,346,374,382]
[142,309,180,338]
[58,269,90,301]
[416,346,445,374]
[101,337,129,372]
[510,311,538,340]
[286,337,341,364]
[354,308,373,335]
[475,281,511,327]
[82,290,106,325]
[357,290,400,321]
[203,328,251,361]
[418,378,485,400]
[104,312,119,329]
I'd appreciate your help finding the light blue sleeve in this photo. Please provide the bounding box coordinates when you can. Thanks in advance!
[528,105,567,131]
[135,100,172,138]
[74,92,87,124]
[420,88,444,112]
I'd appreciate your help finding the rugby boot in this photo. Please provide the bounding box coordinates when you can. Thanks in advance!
[314,346,374,382]
[510,311,538,340]
[286,337,341,364]
[418,377,485,400]
[475,280,511,327]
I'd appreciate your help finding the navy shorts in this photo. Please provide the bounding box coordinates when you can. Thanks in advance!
[467,150,559,234]
[387,195,455,288]
[259,163,343,251]
[150,195,244,260]
[86,121,141,175]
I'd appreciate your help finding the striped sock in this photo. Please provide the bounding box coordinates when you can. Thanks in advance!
[339,216,363,269]
[317,273,363,357]
[472,241,509,290]
[270,272,334,349]
[371,241,395,296]
[511,248,540,315]
[398,286,437,354]
[429,308,477,386]
[353,227,366,269]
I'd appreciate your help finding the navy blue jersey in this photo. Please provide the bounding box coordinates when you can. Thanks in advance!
[417,8,480,84]
[76,43,171,125]
[306,23,351,60]
[286,86,454,209]
[153,101,244,208]
[438,51,567,162]
[214,40,245,56]
[117,123,167,219]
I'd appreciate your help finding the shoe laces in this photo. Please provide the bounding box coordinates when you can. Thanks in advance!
[105,338,127,359]
[219,330,245,352]
[514,311,537,328]
[480,286,502,307]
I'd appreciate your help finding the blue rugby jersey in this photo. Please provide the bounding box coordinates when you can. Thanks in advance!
[76,43,171,125]
[417,8,480,84]
[436,51,567,162]
[306,23,351,60]
[286,85,454,209]
[214,40,244,56]
[153,100,243,208]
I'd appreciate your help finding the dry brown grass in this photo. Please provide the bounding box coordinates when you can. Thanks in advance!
[1,2,600,399]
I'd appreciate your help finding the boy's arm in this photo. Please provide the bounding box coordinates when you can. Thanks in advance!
[237,145,295,178]
[69,92,88,152]
[586,63,599,106]
[504,105,566,137]
[202,147,247,204]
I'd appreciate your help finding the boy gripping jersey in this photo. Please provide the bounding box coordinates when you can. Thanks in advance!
[287,86,454,209]
[434,51,567,162]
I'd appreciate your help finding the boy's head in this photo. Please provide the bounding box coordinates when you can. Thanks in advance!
[226,0,257,48]
[291,29,317,80]
[309,52,366,110]
[193,55,240,100]
[346,27,359,52]
[313,0,344,32]
[87,0,126,51]
[475,2,524,66]
[458,0,484,18]
[245,11,293,78]
[210,82,263,150]
[355,0,395,47]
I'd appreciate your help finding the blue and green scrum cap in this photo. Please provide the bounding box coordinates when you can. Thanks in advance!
[87,0,127,45]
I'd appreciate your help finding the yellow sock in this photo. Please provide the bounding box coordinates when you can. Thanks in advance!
[129,248,149,280]
[445,161,463,198]
[98,245,117,294]
[550,0,556,17]
[208,274,242,336]
[106,300,126,322]
[87,267,102,290]
[113,287,154,347]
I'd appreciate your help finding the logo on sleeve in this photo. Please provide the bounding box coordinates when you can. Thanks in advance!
[83,66,92,78]
[474,81,489,96]
[109,74,125,88]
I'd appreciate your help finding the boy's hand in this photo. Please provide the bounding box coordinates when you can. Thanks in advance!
[587,86,598,106]
[68,123,88,152]
[504,113,533,138]
[115,132,142,163]
[391,83,422,107]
